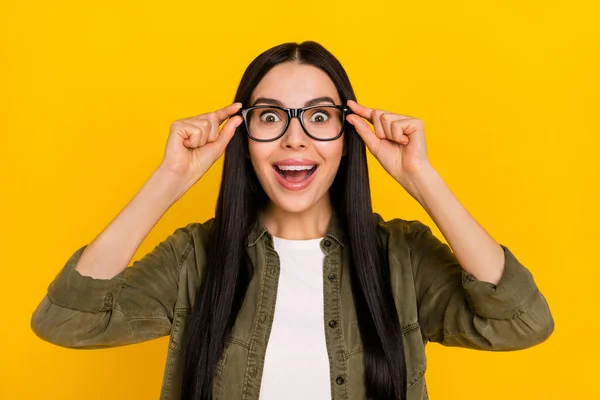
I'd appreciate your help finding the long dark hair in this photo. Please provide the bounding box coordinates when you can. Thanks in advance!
[182,41,407,400]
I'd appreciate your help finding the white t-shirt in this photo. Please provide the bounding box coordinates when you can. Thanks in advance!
[258,235,331,400]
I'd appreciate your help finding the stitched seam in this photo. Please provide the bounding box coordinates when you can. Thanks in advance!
[242,269,266,397]
[344,347,363,360]
[167,309,191,355]
[407,369,425,389]
[228,337,251,349]
[443,332,489,339]
[115,301,180,320]
[167,311,251,349]
[169,343,183,355]
[343,321,419,360]
[402,322,420,335]
[256,250,281,393]
[323,254,335,400]
[177,242,194,276]
[242,244,273,399]
[120,316,170,321]
[255,249,280,395]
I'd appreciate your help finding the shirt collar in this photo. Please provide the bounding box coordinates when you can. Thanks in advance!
[247,208,346,247]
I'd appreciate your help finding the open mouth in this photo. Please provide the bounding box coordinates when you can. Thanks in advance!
[273,164,318,183]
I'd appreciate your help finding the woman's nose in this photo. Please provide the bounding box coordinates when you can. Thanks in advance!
[281,117,308,149]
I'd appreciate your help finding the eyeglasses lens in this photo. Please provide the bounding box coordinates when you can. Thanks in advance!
[246,107,343,141]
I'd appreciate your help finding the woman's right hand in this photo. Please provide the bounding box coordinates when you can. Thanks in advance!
[159,102,243,184]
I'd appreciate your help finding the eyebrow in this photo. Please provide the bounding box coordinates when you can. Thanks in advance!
[251,96,337,107]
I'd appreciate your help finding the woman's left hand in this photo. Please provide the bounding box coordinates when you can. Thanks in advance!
[346,100,432,196]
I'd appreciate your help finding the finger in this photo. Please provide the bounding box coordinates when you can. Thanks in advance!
[380,113,393,139]
[212,115,243,152]
[391,120,410,145]
[182,115,212,134]
[347,100,374,122]
[395,118,422,136]
[378,110,414,140]
[206,117,220,143]
[214,102,243,124]
[346,114,380,155]
[371,109,387,140]
[177,121,208,148]
[192,119,213,143]
[381,113,409,143]
[206,103,243,140]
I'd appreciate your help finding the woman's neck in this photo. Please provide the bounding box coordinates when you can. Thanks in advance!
[263,196,332,240]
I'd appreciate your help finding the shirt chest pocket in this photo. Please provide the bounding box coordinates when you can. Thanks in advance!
[168,308,241,377]
[346,321,427,392]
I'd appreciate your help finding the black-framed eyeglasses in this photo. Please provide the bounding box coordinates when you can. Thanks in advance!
[237,104,351,142]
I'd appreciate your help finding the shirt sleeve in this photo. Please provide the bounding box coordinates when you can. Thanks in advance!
[30,220,210,349]
[406,219,554,350]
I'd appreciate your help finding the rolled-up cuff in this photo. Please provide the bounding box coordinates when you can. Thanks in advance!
[462,244,538,320]
[47,245,126,313]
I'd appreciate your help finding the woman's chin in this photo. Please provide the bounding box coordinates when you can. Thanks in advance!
[271,196,317,214]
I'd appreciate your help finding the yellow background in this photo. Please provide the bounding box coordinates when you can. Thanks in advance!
[2,0,598,399]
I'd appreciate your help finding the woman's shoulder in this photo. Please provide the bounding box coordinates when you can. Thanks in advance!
[165,217,216,259]
[185,217,216,239]
[372,212,431,242]
[184,217,215,235]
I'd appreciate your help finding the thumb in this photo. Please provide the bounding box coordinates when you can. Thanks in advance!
[347,114,380,155]
[213,115,243,152]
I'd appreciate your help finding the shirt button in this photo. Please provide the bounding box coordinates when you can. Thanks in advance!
[336,376,345,385]
[328,320,337,328]
[323,239,332,247]
[328,273,337,281]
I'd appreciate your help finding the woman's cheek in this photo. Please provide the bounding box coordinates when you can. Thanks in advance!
[317,144,344,176]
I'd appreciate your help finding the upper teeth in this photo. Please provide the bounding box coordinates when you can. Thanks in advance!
[277,165,315,171]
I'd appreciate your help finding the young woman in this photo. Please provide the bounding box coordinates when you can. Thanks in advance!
[31,41,554,400]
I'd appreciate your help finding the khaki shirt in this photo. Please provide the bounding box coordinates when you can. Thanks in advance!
[31,211,554,399]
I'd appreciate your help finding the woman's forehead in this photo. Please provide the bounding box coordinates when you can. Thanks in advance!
[250,63,341,106]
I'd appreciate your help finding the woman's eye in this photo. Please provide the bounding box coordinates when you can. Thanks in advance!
[310,111,330,123]
[260,112,281,123]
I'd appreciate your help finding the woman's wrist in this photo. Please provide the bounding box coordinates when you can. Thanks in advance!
[153,164,197,204]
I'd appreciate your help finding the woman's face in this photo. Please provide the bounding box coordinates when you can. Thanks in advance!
[247,62,345,214]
